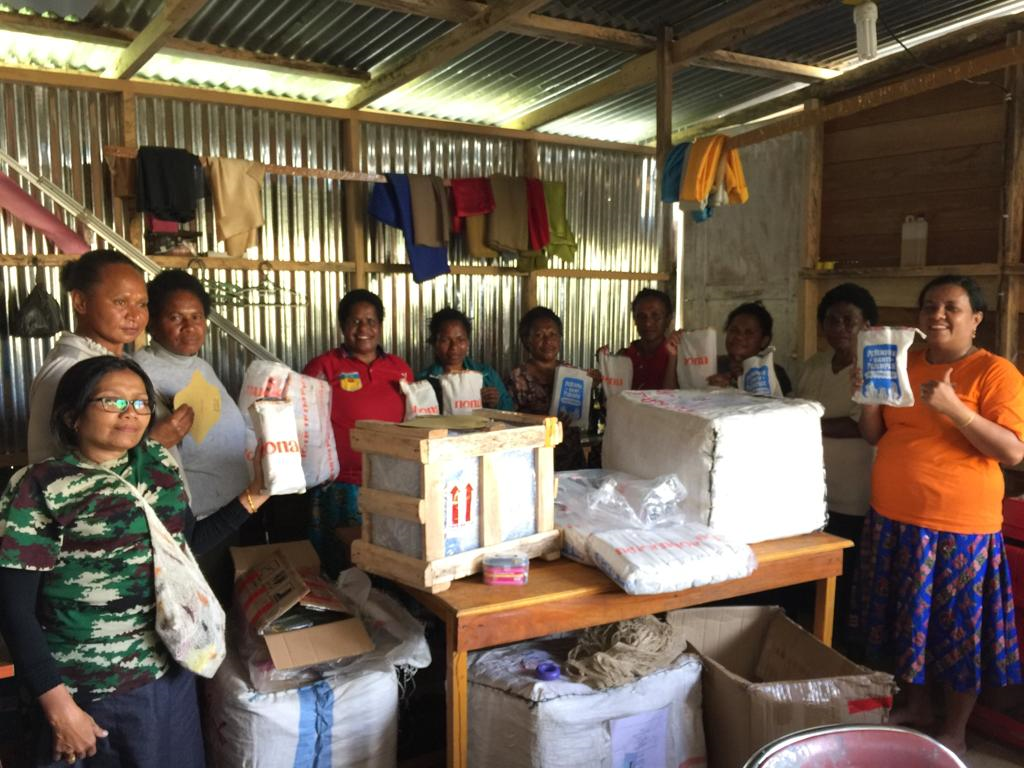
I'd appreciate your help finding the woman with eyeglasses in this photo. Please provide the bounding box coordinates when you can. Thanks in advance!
[795,283,879,648]
[303,289,413,575]
[27,250,194,464]
[0,356,267,767]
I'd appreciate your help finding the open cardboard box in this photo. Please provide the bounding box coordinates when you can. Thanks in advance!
[667,606,896,768]
[230,540,373,670]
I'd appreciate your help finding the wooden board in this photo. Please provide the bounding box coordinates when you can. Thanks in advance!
[821,186,1002,239]
[820,228,1000,268]
[824,105,1005,164]
[823,142,1004,202]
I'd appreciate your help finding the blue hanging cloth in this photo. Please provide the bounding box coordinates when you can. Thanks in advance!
[369,173,451,283]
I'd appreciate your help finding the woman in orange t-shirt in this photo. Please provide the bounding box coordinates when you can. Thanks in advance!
[854,275,1024,756]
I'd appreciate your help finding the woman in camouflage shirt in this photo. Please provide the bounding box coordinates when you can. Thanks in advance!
[0,357,267,767]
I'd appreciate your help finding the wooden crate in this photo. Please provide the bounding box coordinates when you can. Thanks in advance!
[350,410,563,592]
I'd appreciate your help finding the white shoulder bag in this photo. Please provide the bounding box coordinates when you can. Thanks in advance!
[98,467,226,678]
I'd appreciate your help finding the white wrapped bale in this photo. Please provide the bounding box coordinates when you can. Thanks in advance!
[468,638,706,768]
[205,651,398,768]
[603,389,826,543]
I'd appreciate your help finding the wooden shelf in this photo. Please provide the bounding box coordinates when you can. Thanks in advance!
[800,264,1003,279]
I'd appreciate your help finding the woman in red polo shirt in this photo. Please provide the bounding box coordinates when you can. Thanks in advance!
[304,289,412,575]
[619,288,674,389]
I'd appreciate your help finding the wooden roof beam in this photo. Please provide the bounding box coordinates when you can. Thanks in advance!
[501,0,829,131]
[0,10,370,82]
[112,0,210,79]
[339,0,549,110]
[349,0,655,52]
[696,50,840,83]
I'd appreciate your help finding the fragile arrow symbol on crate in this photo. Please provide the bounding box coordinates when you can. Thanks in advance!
[449,484,475,526]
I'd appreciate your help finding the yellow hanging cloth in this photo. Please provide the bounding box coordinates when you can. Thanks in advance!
[723,149,749,204]
[679,135,726,203]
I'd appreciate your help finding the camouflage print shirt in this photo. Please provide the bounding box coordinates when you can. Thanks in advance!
[0,439,190,697]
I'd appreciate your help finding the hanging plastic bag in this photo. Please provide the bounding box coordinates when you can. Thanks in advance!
[11,262,63,338]
[400,379,440,419]
[250,400,307,495]
[440,370,484,414]
[597,350,633,397]
[675,328,717,389]
[853,327,925,407]
[239,362,338,487]
[739,347,782,398]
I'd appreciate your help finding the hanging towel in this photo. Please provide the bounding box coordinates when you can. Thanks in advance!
[369,173,451,283]
[723,149,749,204]
[464,215,497,259]
[525,177,551,251]
[450,177,495,234]
[204,157,265,257]
[679,135,726,206]
[106,155,137,201]
[136,146,204,222]
[0,171,89,254]
[542,180,577,262]
[486,174,529,252]
[659,143,690,203]
[407,174,449,247]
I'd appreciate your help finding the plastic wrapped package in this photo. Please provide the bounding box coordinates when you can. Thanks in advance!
[588,524,756,595]
[468,636,706,768]
[603,389,827,543]
[853,327,925,407]
[239,360,339,488]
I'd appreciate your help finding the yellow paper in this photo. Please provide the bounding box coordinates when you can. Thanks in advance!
[173,370,222,445]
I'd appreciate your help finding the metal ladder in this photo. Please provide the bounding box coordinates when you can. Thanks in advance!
[0,147,282,363]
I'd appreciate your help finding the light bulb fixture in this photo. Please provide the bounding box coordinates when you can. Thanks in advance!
[853,1,879,61]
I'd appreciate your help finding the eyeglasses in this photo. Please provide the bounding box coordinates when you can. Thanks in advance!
[89,397,153,415]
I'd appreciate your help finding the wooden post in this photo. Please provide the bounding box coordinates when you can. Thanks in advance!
[798,99,823,361]
[523,138,541,309]
[1000,32,1024,364]
[656,26,674,283]
[342,117,367,290]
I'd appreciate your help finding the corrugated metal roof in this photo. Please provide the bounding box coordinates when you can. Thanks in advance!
[371,31,632,124]
[4,0,1024,144]
[540,68,787,144]
[735,0,1024,68]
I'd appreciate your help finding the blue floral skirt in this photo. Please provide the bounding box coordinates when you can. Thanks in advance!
[850,507,1021,693]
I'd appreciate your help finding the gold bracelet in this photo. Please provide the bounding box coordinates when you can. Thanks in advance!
[957,412,976,429]
[245,490,257,514]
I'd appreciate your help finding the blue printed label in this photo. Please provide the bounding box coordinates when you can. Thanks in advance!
[743,365,770,396]
[861,343,901,399]
[557,377,585,420]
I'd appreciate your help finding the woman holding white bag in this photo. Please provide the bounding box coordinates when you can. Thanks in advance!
[416,307,514,411]
[0,356,267,767]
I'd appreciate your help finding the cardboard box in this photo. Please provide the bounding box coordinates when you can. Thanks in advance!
[667,606,895,768]
[230,540,373,670]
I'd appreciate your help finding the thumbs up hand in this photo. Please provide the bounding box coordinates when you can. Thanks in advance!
[920,367,969,422]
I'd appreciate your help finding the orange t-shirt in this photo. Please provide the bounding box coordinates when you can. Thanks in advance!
[872,349,1024,534]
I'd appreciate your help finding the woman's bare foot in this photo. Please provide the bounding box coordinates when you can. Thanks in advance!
[887,704,937,731]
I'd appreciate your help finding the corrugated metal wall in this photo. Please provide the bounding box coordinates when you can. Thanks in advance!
[1,85,661,459]
[1,83,122,456]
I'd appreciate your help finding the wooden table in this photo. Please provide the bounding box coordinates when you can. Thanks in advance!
[408,531,852,768]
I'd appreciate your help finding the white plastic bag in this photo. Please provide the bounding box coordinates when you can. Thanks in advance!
[238,361,338,487]
[597,350,633,398]
[441,370,484,415]
[550,364,593,429]
[400,379,440,419]
[739,347,782,398]
[675,328,717,389]
[249,400,307,495]
[854,327,925,407]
